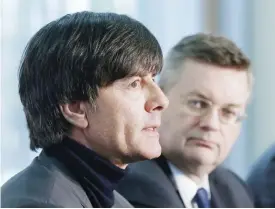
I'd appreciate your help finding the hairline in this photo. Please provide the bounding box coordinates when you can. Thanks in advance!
[159,57,254,96]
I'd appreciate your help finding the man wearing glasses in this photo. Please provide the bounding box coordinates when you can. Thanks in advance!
[117,33,255,208]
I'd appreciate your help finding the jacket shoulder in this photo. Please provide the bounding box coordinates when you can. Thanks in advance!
[117,160,182,207]
[212,166,250,189]
[210,166,254,207]
[118,160,170,192]
[1,152,90,208]
[113,191,133,208]
[246,145,275,207]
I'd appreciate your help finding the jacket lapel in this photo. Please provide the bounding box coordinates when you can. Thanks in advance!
[155,156,186,207]
[209,171,232,208]
[210,181,226,208]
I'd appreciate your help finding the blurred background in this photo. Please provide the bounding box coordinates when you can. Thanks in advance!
[1,0,275,185]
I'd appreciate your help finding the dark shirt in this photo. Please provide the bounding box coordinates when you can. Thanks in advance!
[45,137,127,208]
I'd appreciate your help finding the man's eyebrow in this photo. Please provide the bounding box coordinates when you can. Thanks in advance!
[184,91,210,100]
[224,103,243,108]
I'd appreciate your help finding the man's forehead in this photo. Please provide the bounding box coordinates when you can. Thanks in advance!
[168,77,249,107]
[177,62,248,94]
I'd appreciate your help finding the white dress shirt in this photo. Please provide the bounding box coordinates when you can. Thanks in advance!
[168,162,211,208]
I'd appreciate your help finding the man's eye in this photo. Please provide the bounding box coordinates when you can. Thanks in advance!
[188,100,208,109]
[130,80,141,88]
[222,109,237,117]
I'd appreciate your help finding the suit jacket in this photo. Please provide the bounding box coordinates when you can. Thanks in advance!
[117,156,254,208]
[246,144,275,207]
[1,151,132,208]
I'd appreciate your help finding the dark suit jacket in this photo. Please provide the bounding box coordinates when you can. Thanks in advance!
[1,151,132,208]
[246,144,275,207]
[117,157,254,208]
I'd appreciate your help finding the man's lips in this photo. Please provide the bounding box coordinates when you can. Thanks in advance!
[142,122,160,131]
[142,126,159,137]
[143,127,157,131]
[187,137,216,149]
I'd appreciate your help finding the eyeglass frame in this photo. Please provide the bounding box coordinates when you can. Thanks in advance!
[181,94,247,125]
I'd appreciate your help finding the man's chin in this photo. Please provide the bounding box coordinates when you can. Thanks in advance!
[184,146,218,163]
[139,137,162,159]
[147,143,162,159]
[128,146,162,163]
[145,149,162,160]
[188,155,218,167]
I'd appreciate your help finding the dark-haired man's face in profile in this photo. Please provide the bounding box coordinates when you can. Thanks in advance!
[80,73,169,166]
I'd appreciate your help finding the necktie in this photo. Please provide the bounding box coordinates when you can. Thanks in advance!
[193,188,210,208]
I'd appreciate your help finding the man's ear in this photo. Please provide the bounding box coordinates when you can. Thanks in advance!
[59,102,88,128]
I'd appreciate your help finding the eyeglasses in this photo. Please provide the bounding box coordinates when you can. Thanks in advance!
[181,96,247,124]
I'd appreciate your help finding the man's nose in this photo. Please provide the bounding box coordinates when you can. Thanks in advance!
[145,83,169,113]
[199,108,220,131]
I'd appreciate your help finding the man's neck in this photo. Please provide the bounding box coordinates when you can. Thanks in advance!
[110,159,128,169]
[166,157,211,185]
[174,164,205,185]
[68,132,128,169]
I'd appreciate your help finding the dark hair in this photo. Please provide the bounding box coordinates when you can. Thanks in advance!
[19,11,163,150]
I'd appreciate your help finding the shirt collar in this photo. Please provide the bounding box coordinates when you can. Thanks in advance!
[168,162,211,207]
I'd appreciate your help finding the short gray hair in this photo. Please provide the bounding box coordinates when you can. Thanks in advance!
[158,33,253,94]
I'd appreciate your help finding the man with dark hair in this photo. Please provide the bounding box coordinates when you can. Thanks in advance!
[1,11,169,208]
[117,33,255,207]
